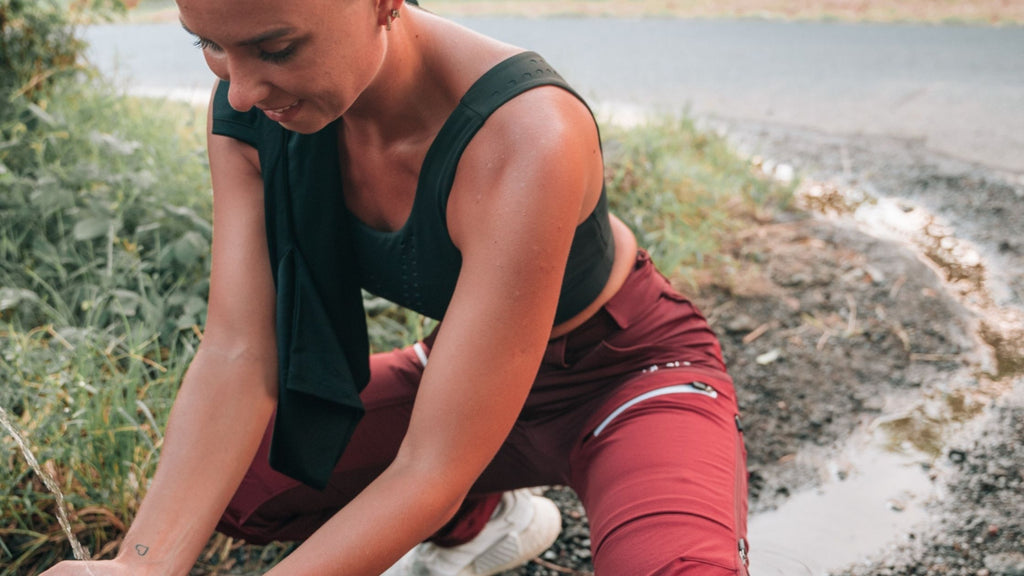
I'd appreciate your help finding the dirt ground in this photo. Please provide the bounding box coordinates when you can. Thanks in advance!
[498,125,1024,575]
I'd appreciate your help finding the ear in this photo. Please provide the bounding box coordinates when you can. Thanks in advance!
[378,0,407,28]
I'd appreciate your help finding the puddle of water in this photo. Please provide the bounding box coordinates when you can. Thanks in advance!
[0,405,96,572]
[745,170,1024,574]
[872,388,988,457]
[748,380,1004,574]
[748,419,934,575]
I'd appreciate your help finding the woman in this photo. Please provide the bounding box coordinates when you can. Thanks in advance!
[43,0,748,574]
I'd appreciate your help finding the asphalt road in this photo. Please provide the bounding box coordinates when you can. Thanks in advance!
[84,18,1024,174]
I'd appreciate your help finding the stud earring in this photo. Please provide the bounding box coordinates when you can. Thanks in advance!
[386,8,400,31]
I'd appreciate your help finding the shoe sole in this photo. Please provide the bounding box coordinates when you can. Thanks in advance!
[467,496,563,576]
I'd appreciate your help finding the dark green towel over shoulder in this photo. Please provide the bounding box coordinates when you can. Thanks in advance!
[212,81,370,491]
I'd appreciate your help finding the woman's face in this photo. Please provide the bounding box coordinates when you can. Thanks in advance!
[177,0,387,133]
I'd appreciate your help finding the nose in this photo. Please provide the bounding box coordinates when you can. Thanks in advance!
[227,72,272,113]
[209,56,272,113]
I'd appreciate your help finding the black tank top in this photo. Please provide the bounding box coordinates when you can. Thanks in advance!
[349,52,615,323]
[208,51,615,488]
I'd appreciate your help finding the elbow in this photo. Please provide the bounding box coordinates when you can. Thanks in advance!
[387,451,476,533]
[186,342,279,401]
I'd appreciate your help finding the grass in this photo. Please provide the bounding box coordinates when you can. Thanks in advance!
[0,75,793,574]
[0,77,211,574]
[126,0,1024,24]
[603,116,793,290]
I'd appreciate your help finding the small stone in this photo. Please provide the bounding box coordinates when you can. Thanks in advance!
[949,449,967,464]
[984,552,1024,576]
[756,349,782,365]
[862,264,885,284]
[725,314,759,333]
[987,524,1000,537]
[976,569,990,576]
[780,273,811,287]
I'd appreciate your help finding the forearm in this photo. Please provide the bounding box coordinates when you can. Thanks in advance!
[114,346,277,576]
[265,457,465,576]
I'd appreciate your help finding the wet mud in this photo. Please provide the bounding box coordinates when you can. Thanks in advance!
[503,123,1024,575]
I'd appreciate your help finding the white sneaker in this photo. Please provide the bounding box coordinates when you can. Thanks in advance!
[382,489,562,576]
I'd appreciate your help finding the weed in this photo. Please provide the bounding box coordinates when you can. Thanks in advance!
[604,116,794,292]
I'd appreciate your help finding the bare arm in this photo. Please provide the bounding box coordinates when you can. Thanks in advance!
[114,89,280,575]
[265,87,603,576]
[43,85,279,576]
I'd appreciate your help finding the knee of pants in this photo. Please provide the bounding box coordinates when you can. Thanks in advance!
[594,512,748,576]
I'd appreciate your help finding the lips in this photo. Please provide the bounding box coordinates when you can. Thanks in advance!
[260,100,302,123]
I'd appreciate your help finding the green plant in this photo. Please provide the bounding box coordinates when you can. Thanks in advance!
[0,0,129,125]
[1,87,212,337]
[0,83,212,572]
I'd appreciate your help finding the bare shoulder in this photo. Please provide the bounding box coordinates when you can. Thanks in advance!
[467,84,599,163]
[415,10,598,149]
[447,84,604,250]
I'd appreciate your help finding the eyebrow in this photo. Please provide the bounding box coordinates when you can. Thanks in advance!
[180,19,297,47]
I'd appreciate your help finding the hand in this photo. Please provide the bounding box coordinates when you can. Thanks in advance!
[40,559,139,576]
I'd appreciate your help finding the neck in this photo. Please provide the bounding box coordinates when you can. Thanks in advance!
[341,9,453,147]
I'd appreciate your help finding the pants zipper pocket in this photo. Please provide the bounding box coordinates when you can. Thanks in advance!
[592,382,718,437]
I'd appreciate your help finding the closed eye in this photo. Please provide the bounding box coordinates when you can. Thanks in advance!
[192,36,223,53]
[191,36,295,64]
[259,45,297,64]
